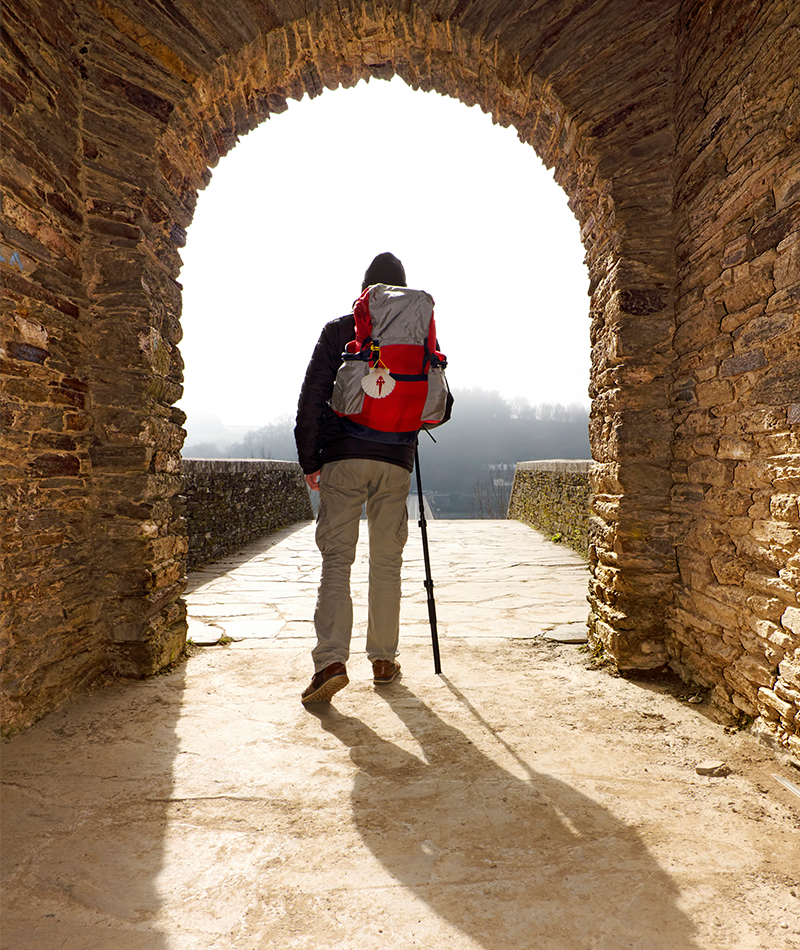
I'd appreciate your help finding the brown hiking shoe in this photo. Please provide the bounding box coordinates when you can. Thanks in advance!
[301,662,349,704]
[372,660,401,684]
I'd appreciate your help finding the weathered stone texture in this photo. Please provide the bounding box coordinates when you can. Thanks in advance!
[2,1,799,749]
[1,0,102,735]
[669,0,800,752]
[508,461,591,557]
[182,459,313,571]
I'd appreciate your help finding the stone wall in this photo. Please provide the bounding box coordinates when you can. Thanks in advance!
[2,0,799,750]
[2,0,102,735]
[508,461,592,557]
[182,459,313,571]
[666,1,800,753]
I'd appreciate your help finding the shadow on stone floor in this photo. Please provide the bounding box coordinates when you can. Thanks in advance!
[308,679,701,950]
[1,672,187,950]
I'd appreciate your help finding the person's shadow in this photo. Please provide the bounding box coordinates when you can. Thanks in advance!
[310,680,700,949]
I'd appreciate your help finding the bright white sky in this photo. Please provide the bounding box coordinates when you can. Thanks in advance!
[177,76,590,439]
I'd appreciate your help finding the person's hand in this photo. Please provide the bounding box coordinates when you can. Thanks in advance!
[305,470,321,491]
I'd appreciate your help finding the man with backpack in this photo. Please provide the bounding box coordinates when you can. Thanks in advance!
[294,252,446,704]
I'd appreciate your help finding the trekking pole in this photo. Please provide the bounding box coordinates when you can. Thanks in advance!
[414,439,442,675]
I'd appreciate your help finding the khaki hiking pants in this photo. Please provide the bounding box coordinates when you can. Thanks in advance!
[313,458,410,671]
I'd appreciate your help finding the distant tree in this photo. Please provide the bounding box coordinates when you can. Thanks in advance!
[531,401,589,421]
[450,387,511,420]
[470,476,512,519]
[508,396,536,419]
[228,415,296,461]
[182,441,224,458]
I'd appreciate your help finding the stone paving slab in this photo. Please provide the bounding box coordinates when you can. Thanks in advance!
[2,520,799,950]
[184,519,590,646]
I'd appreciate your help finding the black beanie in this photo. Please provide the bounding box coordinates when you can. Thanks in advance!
[362,252,407,291]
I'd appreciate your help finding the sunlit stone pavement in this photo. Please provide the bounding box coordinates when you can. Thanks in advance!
[3,519,798,950]
[185,518,591,651]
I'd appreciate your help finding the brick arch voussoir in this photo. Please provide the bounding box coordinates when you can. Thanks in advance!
[165,9,622,321]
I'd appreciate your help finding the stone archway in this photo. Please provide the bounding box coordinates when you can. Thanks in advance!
[3,1,799,752]
[80,0,680,674]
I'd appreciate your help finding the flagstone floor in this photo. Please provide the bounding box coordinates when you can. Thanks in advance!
[184,519,591,649]
[2,520,799,950]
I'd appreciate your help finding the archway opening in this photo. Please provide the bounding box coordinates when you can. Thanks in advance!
[177,76,591,515]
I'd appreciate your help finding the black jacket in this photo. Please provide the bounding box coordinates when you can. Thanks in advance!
[294,314,416,474]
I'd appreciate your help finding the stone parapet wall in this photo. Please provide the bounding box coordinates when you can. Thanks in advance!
[508,461,592,558]
[182,459,313,571]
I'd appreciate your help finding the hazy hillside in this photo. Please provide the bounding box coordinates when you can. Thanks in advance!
[182,388,591,517]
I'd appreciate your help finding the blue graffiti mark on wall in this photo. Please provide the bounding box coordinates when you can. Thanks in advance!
[0,245,26,271]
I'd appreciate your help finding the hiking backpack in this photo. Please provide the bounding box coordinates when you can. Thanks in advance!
[329,283,451,444]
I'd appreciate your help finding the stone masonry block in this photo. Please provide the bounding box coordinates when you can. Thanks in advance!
[782,606,800,636]
[779,659,800,692]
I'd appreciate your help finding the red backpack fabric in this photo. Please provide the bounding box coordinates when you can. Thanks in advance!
[330,284,450,444]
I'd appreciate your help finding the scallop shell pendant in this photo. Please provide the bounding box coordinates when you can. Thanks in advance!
[361,365,395,399]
